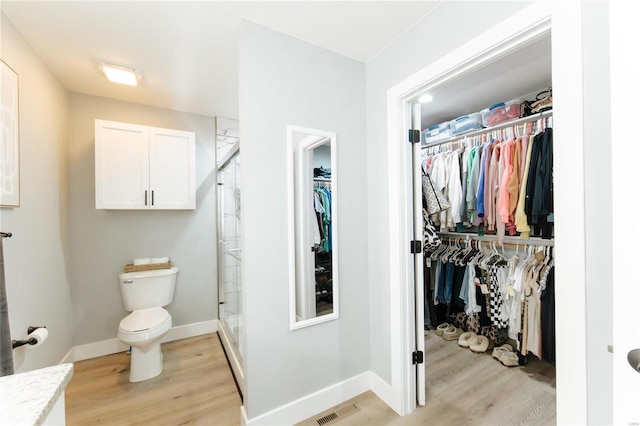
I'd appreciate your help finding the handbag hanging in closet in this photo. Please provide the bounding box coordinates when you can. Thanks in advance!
[422,173,450,215]
[422,208,441,252]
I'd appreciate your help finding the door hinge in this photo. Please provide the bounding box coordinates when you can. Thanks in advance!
[412,350,424,364]
[410,240,422,254]
[408,129,421,144]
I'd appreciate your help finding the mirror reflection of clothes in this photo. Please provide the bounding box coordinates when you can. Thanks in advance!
[314,187,332,253]
[313,191,324,245]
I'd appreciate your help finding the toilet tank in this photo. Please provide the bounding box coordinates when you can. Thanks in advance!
[119,267,179,311]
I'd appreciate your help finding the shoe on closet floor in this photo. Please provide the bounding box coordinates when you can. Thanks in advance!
[491,344,514,361]
[442,327,463,341]
[435,323,452,337]
[498,351,520,367]
[469,335,491,353]
[458,332,477,348]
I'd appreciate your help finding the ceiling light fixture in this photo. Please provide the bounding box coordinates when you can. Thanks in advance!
[97,60,141,86]
[418,93,434,103]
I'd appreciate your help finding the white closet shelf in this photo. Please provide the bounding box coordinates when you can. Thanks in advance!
[437,231,554,247]
[422,109,553,150]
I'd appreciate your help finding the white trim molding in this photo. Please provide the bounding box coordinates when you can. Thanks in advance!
[549,2,588,425]
[383,2,588,421]
[60,320,218,363]
[243,372,371,425]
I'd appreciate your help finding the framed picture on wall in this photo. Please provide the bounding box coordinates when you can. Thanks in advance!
[0,59,20,207]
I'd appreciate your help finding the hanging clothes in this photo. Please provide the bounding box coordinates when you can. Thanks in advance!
[530,128,554,239]
[425,238,554,363]
[540,266,556,363]
[443,150,463,230]
[515,133,536,239]
[313,184,332,253]
[466,146,481,225]
[422,117,552,242]
[506,137,523,235]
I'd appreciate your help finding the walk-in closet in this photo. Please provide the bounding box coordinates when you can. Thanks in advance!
[412,32,557,421]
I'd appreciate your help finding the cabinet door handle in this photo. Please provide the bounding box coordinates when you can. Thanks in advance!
[152,190,155,206]
[144,190,148,206]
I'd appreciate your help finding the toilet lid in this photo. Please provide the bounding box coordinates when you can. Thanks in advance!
[120,308,169,332]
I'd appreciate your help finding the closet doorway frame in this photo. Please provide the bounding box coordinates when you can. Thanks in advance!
[384,3,588,423]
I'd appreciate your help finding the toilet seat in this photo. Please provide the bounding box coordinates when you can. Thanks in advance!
[118,307,172,344]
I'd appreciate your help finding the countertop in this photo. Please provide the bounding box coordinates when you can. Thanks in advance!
[0,363,74,426]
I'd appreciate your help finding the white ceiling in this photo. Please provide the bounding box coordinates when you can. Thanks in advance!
[2,1,552,128]
[418,34,552,127]
[1,1,441,119]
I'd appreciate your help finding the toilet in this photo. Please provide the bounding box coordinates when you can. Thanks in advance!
[117,267,178,382]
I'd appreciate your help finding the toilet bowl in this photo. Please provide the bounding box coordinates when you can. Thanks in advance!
[117,267,178,382]
[118,308,172,382]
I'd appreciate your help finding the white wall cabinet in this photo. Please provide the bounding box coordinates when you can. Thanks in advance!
[95,119,196,210]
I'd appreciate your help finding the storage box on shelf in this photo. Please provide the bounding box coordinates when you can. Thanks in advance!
[480,99,522,127]
[449,112,483,135]
[422,122,451,144]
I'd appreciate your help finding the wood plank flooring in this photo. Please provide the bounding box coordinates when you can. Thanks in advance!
[66,331,555,425]
[65,333,242,425]
[298,331,556,425]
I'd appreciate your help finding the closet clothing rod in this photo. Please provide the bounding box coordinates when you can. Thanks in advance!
[422,109,553,150]
[437,231,554,247]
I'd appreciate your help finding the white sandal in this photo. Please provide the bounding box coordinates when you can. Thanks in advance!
[469,335,491,353]
[435,323,451,337]
[458,332,477,348]
[491,344,513,360]
[499,351,520,367]
[442,327,463,341]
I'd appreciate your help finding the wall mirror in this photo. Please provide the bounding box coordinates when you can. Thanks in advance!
[287,125,339,330]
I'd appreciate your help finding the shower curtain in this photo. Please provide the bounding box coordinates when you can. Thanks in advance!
[0,234,14,376]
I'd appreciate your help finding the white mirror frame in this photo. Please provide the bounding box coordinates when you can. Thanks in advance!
[287,125,339,330]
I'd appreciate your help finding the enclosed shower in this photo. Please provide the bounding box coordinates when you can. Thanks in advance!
[216,118,243,391]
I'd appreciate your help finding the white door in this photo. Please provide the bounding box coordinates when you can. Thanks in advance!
[610,2,640,424]
[95,120,149,209]
[411,103,426,405]
[149,127,196,210]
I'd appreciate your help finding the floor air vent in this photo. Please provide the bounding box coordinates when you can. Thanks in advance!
[315,403,360,425]
[316,412,338,425]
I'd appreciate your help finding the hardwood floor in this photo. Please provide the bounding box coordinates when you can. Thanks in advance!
[66,331,555,425]
[65,333,242,425]
[298,331,556,425]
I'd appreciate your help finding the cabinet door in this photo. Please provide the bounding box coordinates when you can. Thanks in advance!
[95,120,150,209]
[149,127,196,209]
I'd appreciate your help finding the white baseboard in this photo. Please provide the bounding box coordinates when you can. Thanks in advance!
[244,371,371,425]
[240,406,249,426]
[163,319,218,343]
[60,347,76,365]
[66,319,218,363]
[72,337,129,362]
[370,372,396,413]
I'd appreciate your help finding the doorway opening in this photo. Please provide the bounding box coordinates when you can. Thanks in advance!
[383,3,589,422]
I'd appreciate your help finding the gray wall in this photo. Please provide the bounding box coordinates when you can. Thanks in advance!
[239,20,368,418]
[68,93,217,345]
[365,0,532,384]
[1,12,74,372]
